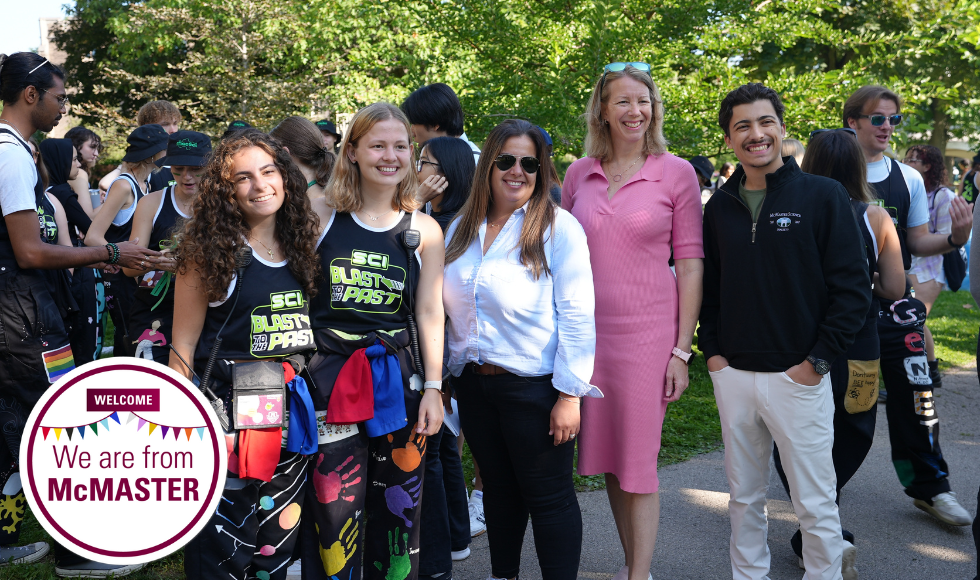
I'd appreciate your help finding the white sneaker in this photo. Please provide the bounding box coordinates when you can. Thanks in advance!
[55,562,146,578]
[451,546,471,561]
[914,491,973,526]
[0,542,49,566]
[841,540,858,580]
[469,490,486,537]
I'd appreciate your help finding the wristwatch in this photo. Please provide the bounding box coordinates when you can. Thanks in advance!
[672,347,694,365]
[806,355,831,375]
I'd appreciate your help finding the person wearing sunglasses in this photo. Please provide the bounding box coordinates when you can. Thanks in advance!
[444,119,597,580]
[123,130,212,364]
[844,86,974,528]
[771,128,906,578]
[562,62,702,580]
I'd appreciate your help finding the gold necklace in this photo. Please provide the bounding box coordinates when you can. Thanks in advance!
[251,237,276,259]
[361,208,394,222]
[486,215,509,229]
[609,153,644,183]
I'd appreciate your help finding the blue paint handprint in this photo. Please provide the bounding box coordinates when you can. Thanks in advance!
[384,476,421,527]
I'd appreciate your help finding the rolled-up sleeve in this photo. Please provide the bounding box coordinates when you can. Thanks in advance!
[551,213,602,398]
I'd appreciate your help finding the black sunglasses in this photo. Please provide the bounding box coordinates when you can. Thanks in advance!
[416,159,440,172]
[856,114,903,127]
[599,62,652,95]
[809,128,857,140]
[494,154,540,174]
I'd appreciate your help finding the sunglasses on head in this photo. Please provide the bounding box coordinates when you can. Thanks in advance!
[599,62,652,94]
[808,128,857,140]
[494,154,540,174]
[856,113,903,127]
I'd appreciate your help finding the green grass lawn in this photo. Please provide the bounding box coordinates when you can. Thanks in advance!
[9,291,976,578]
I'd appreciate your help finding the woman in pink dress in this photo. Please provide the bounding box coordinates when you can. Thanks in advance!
[562,63,703,580]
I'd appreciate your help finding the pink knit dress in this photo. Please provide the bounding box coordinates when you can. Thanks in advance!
[562,153,703,493]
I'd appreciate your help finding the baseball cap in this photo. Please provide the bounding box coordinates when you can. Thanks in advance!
[122,124,170,162]
[156,130,212,167]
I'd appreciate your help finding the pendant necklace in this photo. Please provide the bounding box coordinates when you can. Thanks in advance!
[251,237,276,259]
[362,208,394,222]
[610,153,644,183]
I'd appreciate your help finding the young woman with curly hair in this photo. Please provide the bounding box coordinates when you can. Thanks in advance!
[904,144,958,386]
[169,128,321,580]
[299,102,445,580]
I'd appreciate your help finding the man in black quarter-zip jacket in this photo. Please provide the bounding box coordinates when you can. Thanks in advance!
[698,83,870,580]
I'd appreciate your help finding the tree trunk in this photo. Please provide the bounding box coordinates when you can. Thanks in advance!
[929,98,953,179]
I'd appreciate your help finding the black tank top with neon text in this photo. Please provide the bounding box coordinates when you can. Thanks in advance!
[193,248,314,371]
[311,211,418,340]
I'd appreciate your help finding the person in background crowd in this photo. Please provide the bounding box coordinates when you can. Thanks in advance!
[781,138,805,166]
[124,130,212,364]
[960,153,979,203]
[222,119,252,141]
[444,118,597,580]
[845,85,974,527]
[414,134,476,580]
[701,83,871,580]
[98,101,181,193]
[715,162,734,191]
[401,80,487,534]
[300,102,445,580]
[773,127,906,579]
[270,116,336,202]
[315,118,343,151]
[535,125,563,204]
[970,183,980,580]
[904,144,958,387]
[0,50,157,578]
[565,62,703,580]
[170,128,321,580]
[690,155,715,206]
[40,137,107,365]
[85,124,170,357]
[64,125,101,218]
[401,83,481,161]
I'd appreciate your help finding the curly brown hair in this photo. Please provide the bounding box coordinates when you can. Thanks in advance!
[173,129,321,303]
[905,145,949,193]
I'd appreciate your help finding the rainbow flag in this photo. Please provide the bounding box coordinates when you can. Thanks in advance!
[42,345,75,383]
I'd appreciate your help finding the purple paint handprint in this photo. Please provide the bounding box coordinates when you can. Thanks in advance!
[384,476,421,527]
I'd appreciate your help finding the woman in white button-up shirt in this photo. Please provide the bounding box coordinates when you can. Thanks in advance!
[443,119,598,580]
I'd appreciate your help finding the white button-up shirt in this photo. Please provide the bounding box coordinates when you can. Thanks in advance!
[443,205,601,398]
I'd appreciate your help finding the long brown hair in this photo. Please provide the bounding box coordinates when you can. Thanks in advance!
[270,116,335,187]
[801,130,875,203]
[326,103,419,213]
[446,119,557,279]
[584,66,667,161]
[173,129,321,302]
[905,145,948,193]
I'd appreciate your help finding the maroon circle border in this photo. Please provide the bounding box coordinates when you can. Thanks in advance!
[26,363,222,557]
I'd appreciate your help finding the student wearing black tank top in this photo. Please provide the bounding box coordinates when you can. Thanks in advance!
[86,124,169,356]
[298,103,445,580]
[124,130,211,364]
[772,129,905,577]
[170,129,322,580]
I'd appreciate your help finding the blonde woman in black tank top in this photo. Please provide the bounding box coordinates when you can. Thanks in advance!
[300,102,445,580]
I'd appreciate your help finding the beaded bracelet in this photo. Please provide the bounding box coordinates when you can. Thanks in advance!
[104,242,120,265]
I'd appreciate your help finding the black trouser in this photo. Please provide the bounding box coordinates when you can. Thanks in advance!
[299,394,426,580]
[183,451,309,580]
[419,422,471,576]
[104,270,135,357]
[455,369,581,580]
[878,297,950,501]
[68,265,105,365]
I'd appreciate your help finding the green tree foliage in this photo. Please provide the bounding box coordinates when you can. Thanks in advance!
[56,0,979,160]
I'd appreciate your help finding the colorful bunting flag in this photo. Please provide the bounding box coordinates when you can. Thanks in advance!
[161,426,170,439]
[196,428,205,440]
[138,419,147,431]
[148,423,158,436]
[78,425,85,439]
[42,427,50,440]
[90,422,98,435]
[65,427,74,440]
[54,428,62,441]
[110,412,120,424]
[184,428,193,440]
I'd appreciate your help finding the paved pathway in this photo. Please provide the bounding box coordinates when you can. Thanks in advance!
[451,365,979,579]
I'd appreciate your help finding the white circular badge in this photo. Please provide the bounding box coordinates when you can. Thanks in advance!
[20,358,227,564]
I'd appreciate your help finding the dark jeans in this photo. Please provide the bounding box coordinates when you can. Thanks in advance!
[419,422,471,575]
[455,369,581,580]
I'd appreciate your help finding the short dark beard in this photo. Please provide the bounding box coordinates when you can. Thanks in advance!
[29,100,58,133]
